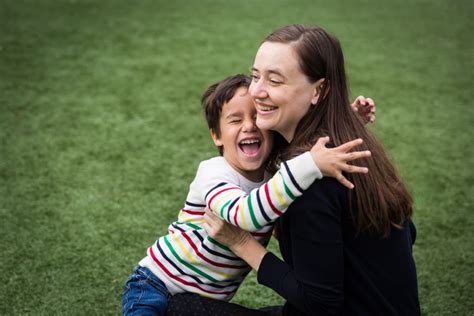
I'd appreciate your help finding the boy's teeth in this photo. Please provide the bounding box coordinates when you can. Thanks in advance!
[240,139,260,145]
[239,139,261,156]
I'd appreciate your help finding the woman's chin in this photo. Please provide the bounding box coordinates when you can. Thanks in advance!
[256,117,277,132]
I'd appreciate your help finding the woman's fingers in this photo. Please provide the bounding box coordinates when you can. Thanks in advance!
[203,209,226,239]
[204,208,220,221]
[203,209,250,247]
[206,209,224,227]
[202,222,213,235]
[203,209,212,223]
[204,209,220,229]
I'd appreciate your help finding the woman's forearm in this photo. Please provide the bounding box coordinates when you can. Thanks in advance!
[230,234,268,271]
[203,208,269,271]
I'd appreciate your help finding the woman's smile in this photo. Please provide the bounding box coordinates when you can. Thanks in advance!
[254,101,278,114]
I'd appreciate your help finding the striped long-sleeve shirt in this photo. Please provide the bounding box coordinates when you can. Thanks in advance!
[139,151,322,301]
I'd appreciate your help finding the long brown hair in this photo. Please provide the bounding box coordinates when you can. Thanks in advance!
[264,25,413,236]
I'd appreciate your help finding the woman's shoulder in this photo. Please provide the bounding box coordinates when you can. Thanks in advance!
[306,177,349,201]
[287,177,349,220]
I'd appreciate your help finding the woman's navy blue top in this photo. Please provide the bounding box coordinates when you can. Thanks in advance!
[257,177,420,315]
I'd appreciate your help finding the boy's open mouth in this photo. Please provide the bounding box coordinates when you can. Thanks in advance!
[238,138,261,157]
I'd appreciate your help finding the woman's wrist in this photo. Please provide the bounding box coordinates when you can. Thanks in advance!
[230,233,268,271]
[229,232,251,255]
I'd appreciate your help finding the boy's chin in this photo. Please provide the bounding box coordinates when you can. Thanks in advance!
[241,160,266,172]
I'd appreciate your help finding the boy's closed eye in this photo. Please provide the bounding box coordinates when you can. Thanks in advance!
[226,115,242,124]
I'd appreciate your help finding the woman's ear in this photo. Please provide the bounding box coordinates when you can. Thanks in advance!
[311,78,326,105]
[211,129,223,147]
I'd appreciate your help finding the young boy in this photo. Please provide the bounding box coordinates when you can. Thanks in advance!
[122,75,368,315]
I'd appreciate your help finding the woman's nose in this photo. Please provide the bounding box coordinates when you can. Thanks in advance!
[249,80,267,99]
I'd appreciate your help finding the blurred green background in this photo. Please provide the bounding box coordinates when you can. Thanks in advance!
[1,0,472,314]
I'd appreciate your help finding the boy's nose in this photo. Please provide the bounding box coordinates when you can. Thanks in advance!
[242,118,257,132]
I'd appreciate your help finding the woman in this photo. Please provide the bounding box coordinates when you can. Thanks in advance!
[168,25,419,315]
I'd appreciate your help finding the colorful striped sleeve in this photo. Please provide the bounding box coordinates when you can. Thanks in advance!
[204,152,322,232]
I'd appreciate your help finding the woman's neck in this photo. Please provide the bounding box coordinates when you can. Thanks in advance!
[280,128,295,143]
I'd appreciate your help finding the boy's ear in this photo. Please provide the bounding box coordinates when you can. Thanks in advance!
[210,129,223,147]
[311,78,326,105]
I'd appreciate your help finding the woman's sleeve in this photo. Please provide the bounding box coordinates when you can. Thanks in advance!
[203,152,322,232]
[257,178,345,315]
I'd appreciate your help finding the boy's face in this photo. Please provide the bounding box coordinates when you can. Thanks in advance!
[211,87,273,182]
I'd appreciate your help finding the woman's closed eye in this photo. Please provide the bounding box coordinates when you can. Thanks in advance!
[269,79,282,86]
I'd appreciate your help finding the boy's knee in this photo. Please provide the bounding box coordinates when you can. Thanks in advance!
[122,267,169,316]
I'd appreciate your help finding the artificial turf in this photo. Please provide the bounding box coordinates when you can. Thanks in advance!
[1,0,472,314]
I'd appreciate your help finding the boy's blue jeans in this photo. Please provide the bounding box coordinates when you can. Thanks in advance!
[122,266,171,316]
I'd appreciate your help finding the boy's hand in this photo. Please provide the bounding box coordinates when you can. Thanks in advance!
[351,95,376,124]
[310,137,371,189]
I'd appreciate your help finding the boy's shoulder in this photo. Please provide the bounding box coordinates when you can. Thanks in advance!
[199,156,227,166]
[189,156,239,194]
[195,156,237,180]
[198,156,233,173]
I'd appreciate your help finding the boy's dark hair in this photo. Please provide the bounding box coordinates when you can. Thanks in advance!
[202,74,251,155]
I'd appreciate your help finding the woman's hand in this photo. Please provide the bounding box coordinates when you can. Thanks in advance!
[203,209,251,249]
[351,95,376,124]
[203,209,268,271]
[310,137,371,189]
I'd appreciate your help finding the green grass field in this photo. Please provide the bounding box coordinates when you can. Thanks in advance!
[1,0,473,314]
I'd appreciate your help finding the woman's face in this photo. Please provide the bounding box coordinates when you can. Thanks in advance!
[249,41,321,142]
